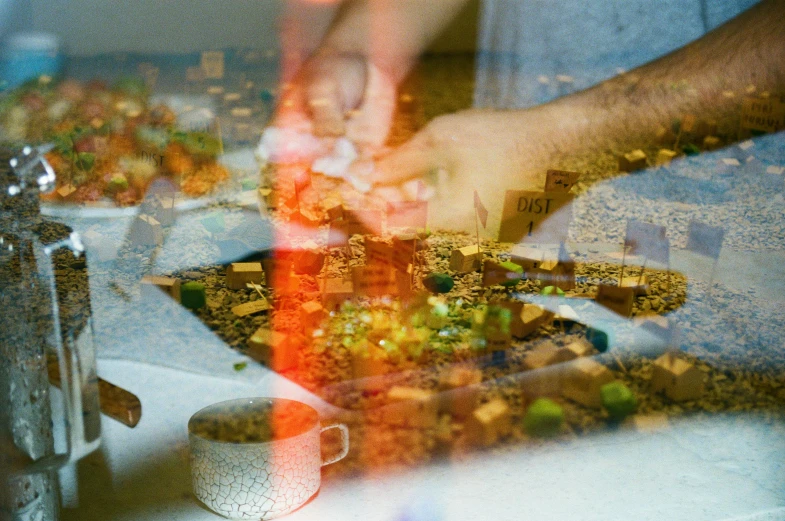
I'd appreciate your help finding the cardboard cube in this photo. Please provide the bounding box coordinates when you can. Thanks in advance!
[655,149,678,166]
[564,339,595,358]
[620,274,649,296]
[618,149,647,172]
[381,387,438,428]
[438,366,483,418]
[651,352,705,402]
[561,358,615,408]
[300,301,327,333]
[226,262,264,290]
[449,244,482,273]
[703,136,722,151]
[292,244,325,276]
[140,275,180,302]
[465,398,512,446]
[523,344,574,371]
[56,184,77,200]
[321,278,354,311]
[516,304,553,339]
[510,246,546,275]
[246,328,298,371]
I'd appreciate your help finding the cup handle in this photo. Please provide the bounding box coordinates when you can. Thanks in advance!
[320,423,349,467]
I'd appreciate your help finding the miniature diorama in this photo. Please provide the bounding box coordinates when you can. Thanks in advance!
[1,1,784,520]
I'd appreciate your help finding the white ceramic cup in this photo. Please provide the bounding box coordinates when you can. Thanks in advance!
[188,397,349,520]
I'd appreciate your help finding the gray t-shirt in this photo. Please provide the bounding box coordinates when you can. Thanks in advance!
[474,0,760,109]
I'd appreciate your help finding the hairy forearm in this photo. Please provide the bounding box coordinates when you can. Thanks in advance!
[319,0,472,83]
[548,0,785,151]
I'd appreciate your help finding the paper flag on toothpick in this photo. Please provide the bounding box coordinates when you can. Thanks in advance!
[625,220,670,265]
[686,220,725,260]
[474,190,489,229]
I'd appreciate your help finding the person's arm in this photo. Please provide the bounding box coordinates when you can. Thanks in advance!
[364,0,785,231]
[280,0,471,143]
[553,0,785,154]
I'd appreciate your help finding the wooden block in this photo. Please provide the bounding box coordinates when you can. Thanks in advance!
[300,301,327,333]
[561,358,614,408]
[655,149,678,166]
[326,204,344,222]
[620,275,649,296]
[465,398,512,446]
[56,184,77,200]
[522,344,574,371]
[564,339,595,358]
[517,304,553,339]
[226,262,264,290]
[246,328,288,367]
[596,284,634,317]
[438,366,483,418]
[651,352,705,402]
[382,387,438,428]
[655,125,677,145]
[449,244,482,273]
[618,149,647,172]
[321,278,354,311]
[129,214,163,247]
[510,246,546,274]
[291,244,325,275]
[140,275,180,301]
[625,412,670,433]
[703,136,722,151]
[231,299,270,317]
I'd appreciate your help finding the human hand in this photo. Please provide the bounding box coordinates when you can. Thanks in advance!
[277,51,397,151]
[362,105,585,232]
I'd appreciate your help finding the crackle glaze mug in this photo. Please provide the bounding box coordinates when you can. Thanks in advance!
[188,397,349,520]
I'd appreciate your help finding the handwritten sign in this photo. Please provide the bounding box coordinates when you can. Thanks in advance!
[201,51,225,79]
[352,265,397,297]
[391,235,416,274]
[596,284,634,317]
[498,190,573,243]
[365,238,393,268]
[740,97,785,133]
[231,298,270,317]
[545,170,581,193]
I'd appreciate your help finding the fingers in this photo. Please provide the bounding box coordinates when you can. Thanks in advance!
[345,63,397,148]
[365,129,443,187]
[305,77,347,137]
